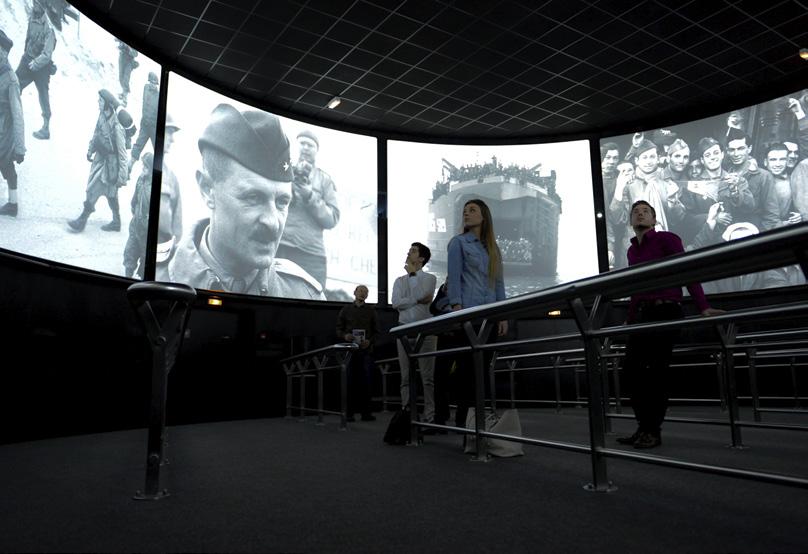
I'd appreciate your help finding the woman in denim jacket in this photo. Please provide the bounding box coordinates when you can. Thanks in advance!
[447,199,508,429]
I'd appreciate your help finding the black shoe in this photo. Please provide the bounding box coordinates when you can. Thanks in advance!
[360,414,376,421]
[633,432,662,449]
[616,430,641,445]
[346,415,356,422]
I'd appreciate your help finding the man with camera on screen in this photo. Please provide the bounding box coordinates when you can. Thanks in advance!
[168,103,324,300]
[275,129,339,292]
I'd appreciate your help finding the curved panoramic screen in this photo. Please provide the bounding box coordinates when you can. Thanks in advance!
[600,87,808,292]
[0,1,159,276]
[387,140,598,302]
[160,73,377,302]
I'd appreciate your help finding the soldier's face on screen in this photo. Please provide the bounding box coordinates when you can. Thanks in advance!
[202,160,292,273]
[601,150,619,173]
[163,128,177,154]
[702,145,723,171]
[298,137,318,164]
[784,142,799,168]
[669,148,690,173]
[766,149,788,177]
[634,148,658,175]
[727,139,750,166]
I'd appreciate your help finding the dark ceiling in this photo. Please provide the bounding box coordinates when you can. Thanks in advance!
[72,0,808,140]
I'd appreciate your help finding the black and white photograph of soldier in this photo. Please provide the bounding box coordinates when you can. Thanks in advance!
[0,0,160,277]
[387,140,598,300]
[162,73,377,302]
[601,87,808,291]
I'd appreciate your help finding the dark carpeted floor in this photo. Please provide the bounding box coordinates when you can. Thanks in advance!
[1,406,806,553]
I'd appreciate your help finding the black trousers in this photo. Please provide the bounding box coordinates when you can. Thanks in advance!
[347,349,373,416]
[624,302,683,434]
[16,58,51,119]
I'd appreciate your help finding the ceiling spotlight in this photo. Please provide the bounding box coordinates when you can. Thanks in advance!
[800,48,808,61]
[327,96,342,109]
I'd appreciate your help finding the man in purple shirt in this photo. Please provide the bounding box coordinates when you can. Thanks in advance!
[617,200,723,449]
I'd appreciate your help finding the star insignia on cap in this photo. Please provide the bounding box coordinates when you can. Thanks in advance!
[283,162,289,171]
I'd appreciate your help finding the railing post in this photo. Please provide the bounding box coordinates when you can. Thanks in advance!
[717,324,744,448]
[283,364,293,419]
[126,282,195,501]
[569,296,615,492]
[747,347,761,422]
[789,356,800,408]
[553,355,562,413]
[314,355,325,426]
[380,363,390,412]
[508,360,517,409]
[612,351,623,414]
[338,351,351,430]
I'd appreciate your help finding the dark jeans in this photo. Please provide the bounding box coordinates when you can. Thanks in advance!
[624,302,683,434]
[347,348,374,416]
[442,327,496,429]
[433,334,452,424]
[16,58,51,119]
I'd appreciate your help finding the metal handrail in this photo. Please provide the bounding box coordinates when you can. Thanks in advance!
[389,222,808,490]
[280,343,359,429]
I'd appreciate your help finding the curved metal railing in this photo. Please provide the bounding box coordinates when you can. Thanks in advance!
[390,222,808,490]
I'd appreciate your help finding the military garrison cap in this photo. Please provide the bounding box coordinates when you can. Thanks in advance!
[199,103,292,182]
[0,29,12,52]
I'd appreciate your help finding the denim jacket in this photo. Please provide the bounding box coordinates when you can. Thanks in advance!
[447,232,506,309]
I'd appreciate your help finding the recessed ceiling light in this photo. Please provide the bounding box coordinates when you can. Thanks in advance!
[327,96,342,109]
[800,48,808,60]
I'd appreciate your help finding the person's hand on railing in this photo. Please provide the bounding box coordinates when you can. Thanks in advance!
[344,333,355,342]
[701,308,726,317]
[452,304,462,311]
[498,320,509,337]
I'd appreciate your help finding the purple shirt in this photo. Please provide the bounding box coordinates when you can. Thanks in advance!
[627,228,710,322]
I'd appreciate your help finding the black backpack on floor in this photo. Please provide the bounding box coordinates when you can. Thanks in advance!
[383,409,411,445]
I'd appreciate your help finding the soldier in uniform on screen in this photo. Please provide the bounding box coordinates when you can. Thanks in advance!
[16,0,55,140]
[0,29,26,217]
[67,89,128,233]
[275,129,339,291]
[129,71,159,170]
[123,151,153,278]
[154,114,182,280]
[169,103,324,300]
[116,39,138,107]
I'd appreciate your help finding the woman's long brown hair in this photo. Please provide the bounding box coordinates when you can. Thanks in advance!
[462,199,502,286]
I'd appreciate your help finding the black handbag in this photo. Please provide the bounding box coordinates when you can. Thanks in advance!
[429,282,451,316]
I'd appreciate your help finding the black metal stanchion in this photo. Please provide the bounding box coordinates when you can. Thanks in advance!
[127,282,196,501]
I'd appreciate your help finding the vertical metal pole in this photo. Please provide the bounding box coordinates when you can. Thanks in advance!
[715,351,727,412]
[789,356,800,408]
[612,355,623,414]
[600,345,612,434]
[747,348,761,422]
[508,361,516,409]
[137,336,169,499]
[553,355,562,413]
[340,352,350,430]
[284,364,293,419]
[718,325,743,448]
[298,373,307,422]
[569,297,614,492]
[316,361,324,426]
[381,363,389,412]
